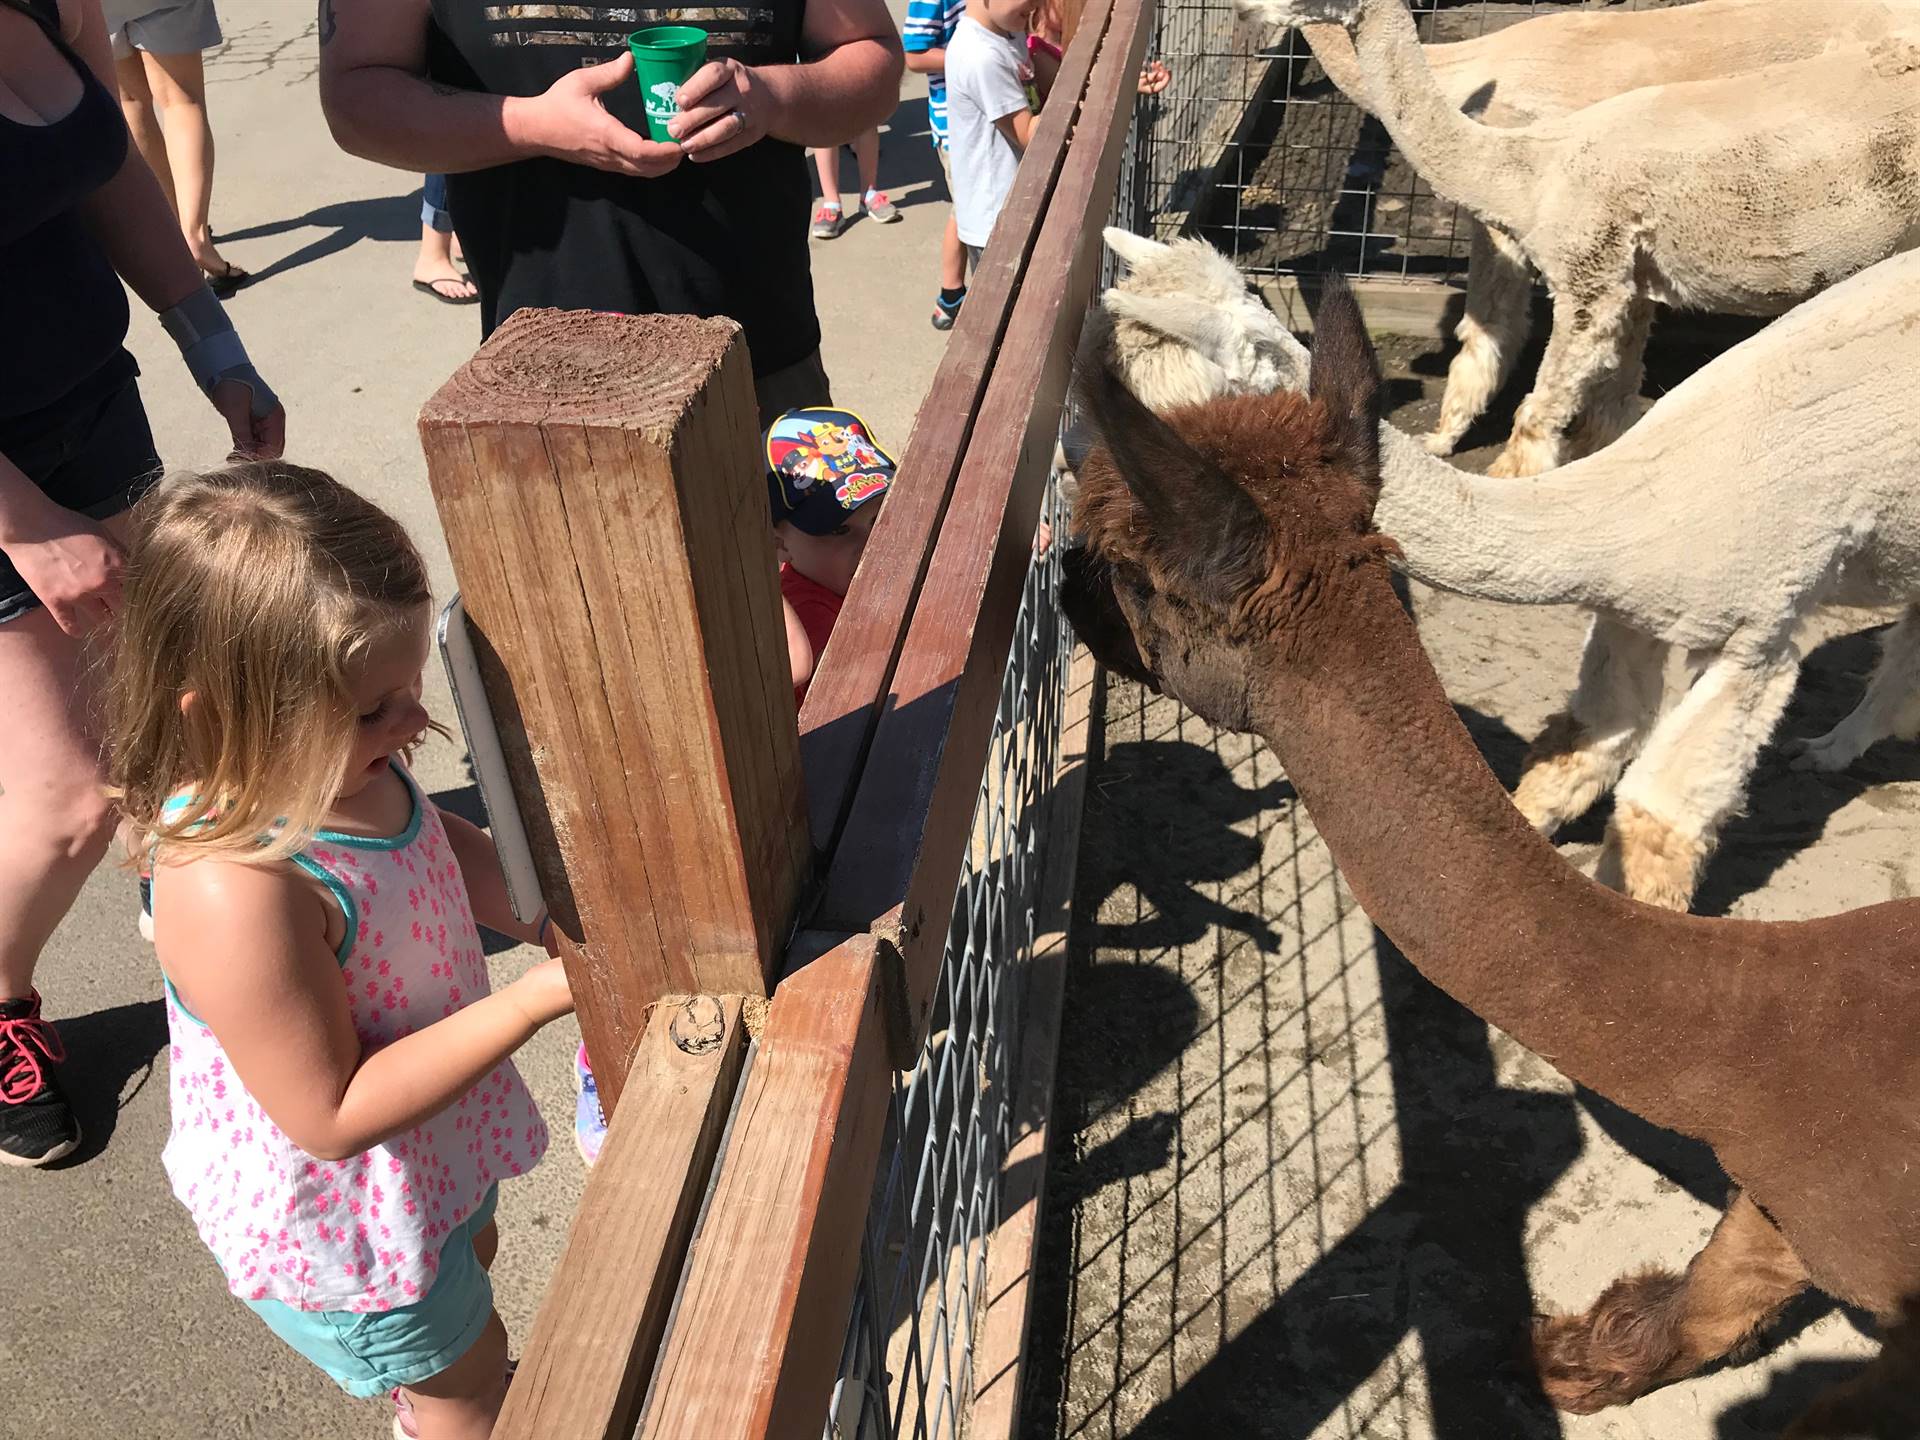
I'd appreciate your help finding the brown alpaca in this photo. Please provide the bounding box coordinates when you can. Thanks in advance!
[1060,281,1920,1424]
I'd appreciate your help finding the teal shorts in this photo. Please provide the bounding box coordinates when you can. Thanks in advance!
[243,1185,499,1399]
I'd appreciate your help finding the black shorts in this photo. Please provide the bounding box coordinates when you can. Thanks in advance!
[0,350,162,625]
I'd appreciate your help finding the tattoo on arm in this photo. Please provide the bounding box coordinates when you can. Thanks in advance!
[318,0,337,45]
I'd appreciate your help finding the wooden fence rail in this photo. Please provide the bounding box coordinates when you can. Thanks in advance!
[419,6,1151,1433]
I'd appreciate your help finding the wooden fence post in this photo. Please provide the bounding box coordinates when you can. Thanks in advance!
[419,309,809,1107]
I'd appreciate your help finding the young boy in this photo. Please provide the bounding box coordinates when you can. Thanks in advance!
[766,407,897,705]
[944,0,1042,270]
[904,0,970,329]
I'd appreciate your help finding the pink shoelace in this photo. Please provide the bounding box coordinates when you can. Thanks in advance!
[0,996,65,1104]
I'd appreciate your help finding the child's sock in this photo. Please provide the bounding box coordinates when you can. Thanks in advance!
[939,285,966,306]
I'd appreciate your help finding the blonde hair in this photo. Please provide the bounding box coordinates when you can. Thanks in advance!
[107,461,434,864]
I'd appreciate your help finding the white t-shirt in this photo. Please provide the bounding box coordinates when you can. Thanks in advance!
[944,16,1031,248]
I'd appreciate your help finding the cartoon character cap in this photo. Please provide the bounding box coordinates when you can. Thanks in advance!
[765,406,897,536]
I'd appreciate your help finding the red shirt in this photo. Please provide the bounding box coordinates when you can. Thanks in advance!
[782,563,844,706]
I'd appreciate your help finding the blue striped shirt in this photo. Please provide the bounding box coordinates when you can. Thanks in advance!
[903,0,968,149]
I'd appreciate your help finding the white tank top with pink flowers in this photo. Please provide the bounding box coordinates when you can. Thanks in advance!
[157,766,549,1313]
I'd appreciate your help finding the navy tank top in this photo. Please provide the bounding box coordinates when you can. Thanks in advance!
[0,0,132,421]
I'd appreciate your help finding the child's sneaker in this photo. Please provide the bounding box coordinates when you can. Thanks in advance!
[574,1043,606,1167]
[810,200,845,239]
[863,189,901,224]
[0,992,79,1167]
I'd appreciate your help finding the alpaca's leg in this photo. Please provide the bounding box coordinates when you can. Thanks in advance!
[1512,615,1668,834]
[1597,646,1801,910]
[1425,222,1534,457]
[1566,295,1653,459]
[1488,277,1636,478]
[1789,605,1920,773]
[1534,1191,1810,1414]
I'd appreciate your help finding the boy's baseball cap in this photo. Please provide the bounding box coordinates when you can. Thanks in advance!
[766,407,897,536]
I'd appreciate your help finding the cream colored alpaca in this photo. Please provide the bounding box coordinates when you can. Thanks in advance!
[1247,0,1920,478]
[1098,231,1920,911]
[1298,0,1920,459]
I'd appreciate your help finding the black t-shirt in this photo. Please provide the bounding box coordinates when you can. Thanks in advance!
[427,3,819,377]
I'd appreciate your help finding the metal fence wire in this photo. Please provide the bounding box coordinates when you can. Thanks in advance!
[821,108,1145,1440]
[1140,0,1673,280]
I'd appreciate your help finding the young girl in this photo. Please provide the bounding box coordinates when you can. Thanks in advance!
[106,461,572,1440]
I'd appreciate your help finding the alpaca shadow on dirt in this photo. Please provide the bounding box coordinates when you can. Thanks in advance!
[1105,930,1583,1440]
[48,999,168,1168]
[1080,738,1298,955]
[1693,623,1920,918]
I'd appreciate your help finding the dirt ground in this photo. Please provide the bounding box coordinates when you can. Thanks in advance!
[1021,325,1903,1440]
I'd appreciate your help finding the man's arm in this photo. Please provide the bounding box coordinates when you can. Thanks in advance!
[672,0,904,160]
[317,0,681,177]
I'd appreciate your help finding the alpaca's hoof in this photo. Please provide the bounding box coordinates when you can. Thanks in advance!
[1511,713,1601,832]
[1602,803,1707,911]
[1487,432,1561,478]
[1531,1313,1658,1415]
[1786,731,1862,774]
[1421,429,1459,458]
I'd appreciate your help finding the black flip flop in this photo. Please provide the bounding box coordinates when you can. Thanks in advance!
[413,277,480,306]
[202,260,251,297]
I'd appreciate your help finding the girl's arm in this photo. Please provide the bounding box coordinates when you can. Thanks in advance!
[438,807,553,950]
[158,860,572,1163]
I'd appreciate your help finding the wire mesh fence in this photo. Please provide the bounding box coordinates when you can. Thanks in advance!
[821,109,1146,1440]
[1140,0,1678,281]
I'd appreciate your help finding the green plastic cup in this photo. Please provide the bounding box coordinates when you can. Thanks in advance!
[627,25,709,142]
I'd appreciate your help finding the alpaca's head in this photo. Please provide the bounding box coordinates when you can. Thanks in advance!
[1100,227,1309,406]
[1233,0,1360,28]
[1064,276,1393,732]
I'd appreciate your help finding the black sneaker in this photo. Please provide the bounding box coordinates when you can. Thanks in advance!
[0,992,80,1166]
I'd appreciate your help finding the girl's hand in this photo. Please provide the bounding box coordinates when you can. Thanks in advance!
[519,52,686,177]
[669,58,776,161]
[210,378,288,461]
[2,506,124,636]
[508,958,575,1028]
[1138,60,1171,95]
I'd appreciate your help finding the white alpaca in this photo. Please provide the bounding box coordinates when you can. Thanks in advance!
[1098,230,1920,911]
[1296,0,1920,459]
[1242,0,1920,478]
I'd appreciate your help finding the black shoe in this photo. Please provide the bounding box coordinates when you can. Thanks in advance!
[0,992,80,1166]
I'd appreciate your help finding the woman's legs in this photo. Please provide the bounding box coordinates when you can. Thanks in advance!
[414,177,477,302]
[139,48,237,278]
[113,53,176,214]
[0,601,119,1163]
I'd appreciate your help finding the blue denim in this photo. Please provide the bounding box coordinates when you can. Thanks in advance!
[421,173,453,234]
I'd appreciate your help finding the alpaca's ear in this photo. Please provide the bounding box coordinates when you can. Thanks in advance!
[1105,291,1244,372]
[1073,313,1269,605]
[1102,226,1170,273]
[1307,273,1382,488]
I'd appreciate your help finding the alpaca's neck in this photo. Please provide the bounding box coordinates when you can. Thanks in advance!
[1373,425,1628,606]
[1342,0,1537,236]
[1249,558,1716,1118]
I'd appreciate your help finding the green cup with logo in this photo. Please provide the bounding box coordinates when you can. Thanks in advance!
[627,25,709,142]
